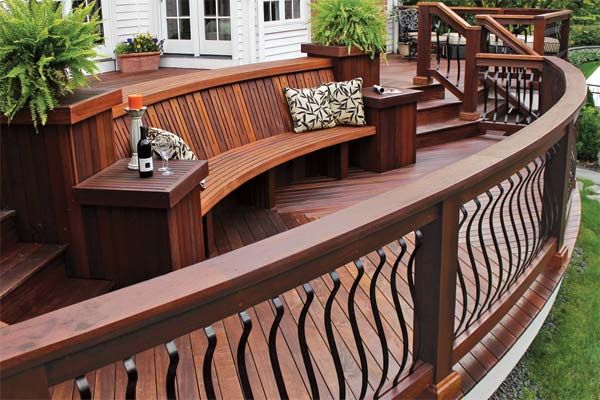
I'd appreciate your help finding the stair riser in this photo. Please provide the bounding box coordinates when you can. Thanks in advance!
[417,102,462,125]
[417,123,481,149]
[408,84,445,101]
[0,213,18,251]
[0,256,64,323]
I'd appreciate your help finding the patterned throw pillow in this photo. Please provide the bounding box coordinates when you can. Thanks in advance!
[147,127,197,160]
[324,78,366,126]
[283,86,336,133]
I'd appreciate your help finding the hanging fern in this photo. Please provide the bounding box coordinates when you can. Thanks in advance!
[0,0,100,129]
[311,0,387,59]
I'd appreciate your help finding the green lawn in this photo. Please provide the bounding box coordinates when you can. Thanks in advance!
[580,61,600,79]
[519,180,600,400]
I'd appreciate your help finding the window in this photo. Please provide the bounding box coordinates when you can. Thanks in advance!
[67,0,105,40]
[263,0,280,22]
[263,0,301,22]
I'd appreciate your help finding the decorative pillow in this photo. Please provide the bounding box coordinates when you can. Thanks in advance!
[147,127,197,160]
[283,86,336,133]
[323,77,366,126]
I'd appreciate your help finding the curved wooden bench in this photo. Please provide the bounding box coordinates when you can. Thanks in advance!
[111,58,379,216]
[202,126,376,214]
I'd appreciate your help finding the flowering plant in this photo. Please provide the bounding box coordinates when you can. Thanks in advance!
[115,32,164,55]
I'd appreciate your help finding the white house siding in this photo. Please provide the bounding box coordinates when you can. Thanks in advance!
[258,1,310,62]
[112,0,153,43]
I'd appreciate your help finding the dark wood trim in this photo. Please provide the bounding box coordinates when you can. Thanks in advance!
[300,43,369,58]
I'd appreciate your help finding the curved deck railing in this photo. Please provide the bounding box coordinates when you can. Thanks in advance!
[0,43,586,400]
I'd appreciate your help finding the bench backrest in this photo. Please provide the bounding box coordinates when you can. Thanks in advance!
[112,58,335,160]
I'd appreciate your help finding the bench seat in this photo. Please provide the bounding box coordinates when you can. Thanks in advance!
[201,125,376,215]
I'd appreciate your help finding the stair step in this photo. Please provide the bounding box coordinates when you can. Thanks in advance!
[417,98,462,125]
[417,118,481,148]
[0,210,18,251]
[2,277,113,323]
[0,242,68,299]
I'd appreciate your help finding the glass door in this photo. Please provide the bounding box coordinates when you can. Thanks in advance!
[200,0,232,55]
[161,0,195,54]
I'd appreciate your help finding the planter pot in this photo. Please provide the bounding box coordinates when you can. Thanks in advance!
[117,51,161,73]
[300,43,380,87]
[398,42,410,57]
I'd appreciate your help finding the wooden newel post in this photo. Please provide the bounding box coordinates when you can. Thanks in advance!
[533,17,547,56]
[544,123,576,269]
[413,4,432,86]
[459,27,482,121]
[414,198,462,399]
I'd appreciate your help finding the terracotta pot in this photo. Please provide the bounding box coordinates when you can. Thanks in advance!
[300,43,380,87]
[117,51,161,73]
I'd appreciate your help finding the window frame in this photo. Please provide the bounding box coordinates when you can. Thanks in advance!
[263,0,303,24]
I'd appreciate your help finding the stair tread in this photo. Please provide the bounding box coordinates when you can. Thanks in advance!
[417,97,462,111]
[417,118,480,135]
[0,242,68,299]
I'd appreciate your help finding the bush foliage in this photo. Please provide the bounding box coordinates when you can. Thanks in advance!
[577,106,600,162]
[311,0,387,59]
[0,0,100,128]
[569,49,600,66]
[570,24,600,47]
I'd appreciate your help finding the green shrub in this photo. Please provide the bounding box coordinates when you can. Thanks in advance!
[577,106,600,162]
[569,49,600,66]
[0,0,100,128]
[115,32,164,55]
[311,0,387,59]
[570,24,600,47]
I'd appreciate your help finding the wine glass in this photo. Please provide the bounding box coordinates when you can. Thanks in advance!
[155,141,175,176]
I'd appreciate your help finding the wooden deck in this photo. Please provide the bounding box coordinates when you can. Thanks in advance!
[48,134,580,398]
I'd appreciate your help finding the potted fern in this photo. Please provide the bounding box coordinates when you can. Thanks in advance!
[115,33,164,73]
[301,0,387,86]
[0,0,100,129]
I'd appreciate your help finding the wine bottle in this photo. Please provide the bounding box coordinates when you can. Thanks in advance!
[137,126,153,178]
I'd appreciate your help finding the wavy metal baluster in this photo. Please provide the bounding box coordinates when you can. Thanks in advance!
[391,239,410,385]
[455,206,470,336]
[523,161,543,268]
[476,193,495,319]
[504,69,511,124]
[324,272,345,400]
[237,311,253,400]
[349,260,368,400]
[370,249,390,398]
[464,198,482,329]
[268,297,288,399]
[515,168,532,280]
[123,357,138,400]
[446,32,452,79]
[487,184,505,307]
[203,326,218,400]
[535,155,549,255]
[528,71,535,123]
[75,375,91,400]
[507,172,526,288]
[408,231,423,374]
[298,283,319,400]
[456,33,462,87]
[498,178,516,297]
[483,69,489,119]
[165,341,179,400]
[515,69,522,125]
[435,19,442,71]
[493,70,499,122]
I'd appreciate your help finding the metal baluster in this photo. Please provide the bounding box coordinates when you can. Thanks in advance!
[493,70,499,122]
[268,297,288,399]
[371,249,390,399]
[515,168,532,280]
[408,230,423,374]
[534,155,548,256]
[498,177,516,297]
[483,69,489,119]
[476,193,495,319]
[455,207,470,336]
[446,30,452,79]
[464,198,482,330]
[298,283,319,400]
[456,33,462,87]
[165,341,179,400]
[528,71,535,123]
[123,357,138,400]
[349,260,368,400]
[507,172,526,288]
[516,69,522,124]
[75,375,92,400]
[391,238,410,385]
[523,162,542,268]
[435,19,442,71]
[504,69,511,124]
[203,326,218,400]
[324,272,345,400]
[488,184,506,307]
[237,311,253,400]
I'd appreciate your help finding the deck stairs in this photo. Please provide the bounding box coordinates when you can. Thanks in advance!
[0,210,113,324]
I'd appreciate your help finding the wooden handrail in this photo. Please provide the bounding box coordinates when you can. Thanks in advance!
[0,56,587,398]
[476,15,537,56]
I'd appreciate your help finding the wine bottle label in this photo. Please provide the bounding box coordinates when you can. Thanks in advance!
[139,157,153,172]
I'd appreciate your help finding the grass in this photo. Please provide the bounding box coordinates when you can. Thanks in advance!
[580,61,600,79]
[518,180,600,400]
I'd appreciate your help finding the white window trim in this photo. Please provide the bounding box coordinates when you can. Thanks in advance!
[61,0,114,59]
[263,0,304,25]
